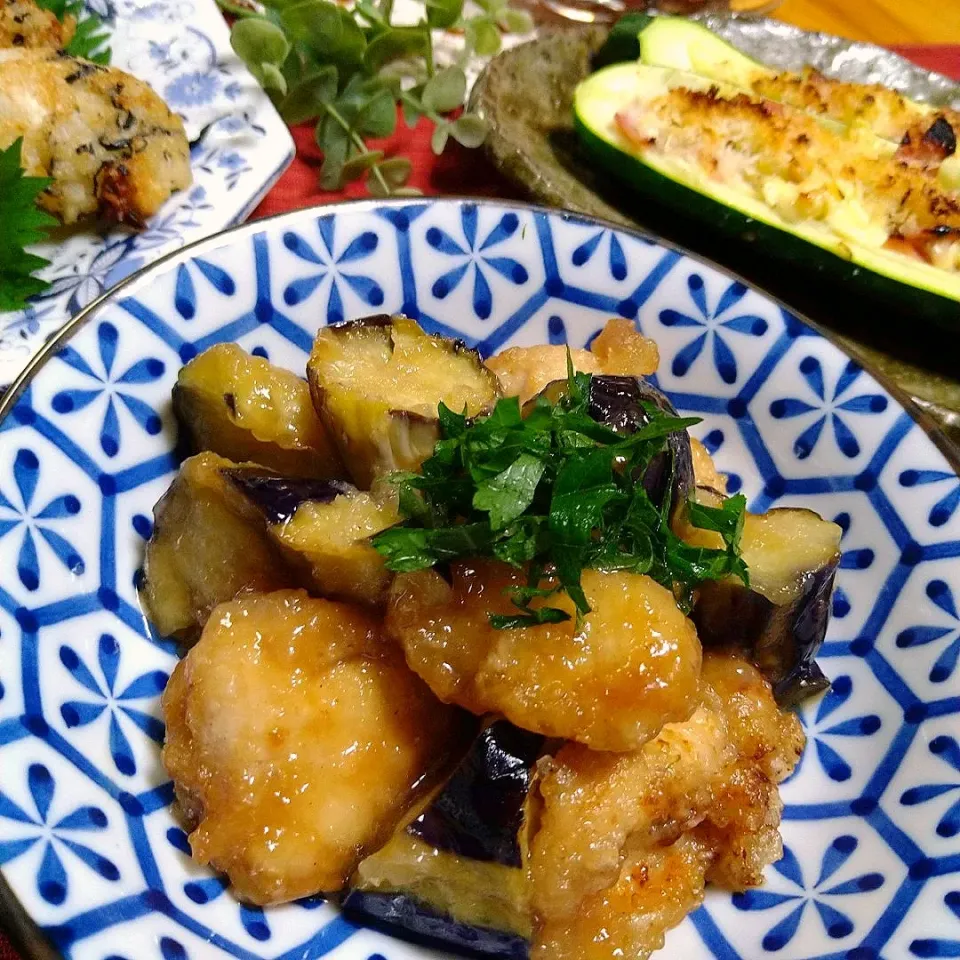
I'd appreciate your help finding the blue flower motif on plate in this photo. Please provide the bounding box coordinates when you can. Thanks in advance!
[0,764,119,905]
[830,509,876,620]
[164,71,219,108]
[733,836,884,949]
[0,449,84,591]
[52,321,165,457]
[59,633,167,776]
[43,236,139,317]
[769,357,888,460]
[571,229,628,281]
[901,736,960,839]
[900,468,960,528]
[791,675,881,783]
[425,206,528,320]
[281,216,385,322]
[909,891,960,957]
[896,580,960,685]
[659,276,768,384]
[173,258,237,320]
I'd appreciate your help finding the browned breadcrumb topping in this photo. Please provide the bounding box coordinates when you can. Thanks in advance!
[616,84,960,268]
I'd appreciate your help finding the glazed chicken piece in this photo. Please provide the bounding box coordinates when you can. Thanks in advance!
[486,346,601,404]
[529,651,804,959]
[386,560,702,752]
[162,589,462,905]
[0,48,191,224]
[485,318,659,403]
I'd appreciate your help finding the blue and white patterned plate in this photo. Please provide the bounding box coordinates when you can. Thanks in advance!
[0,0,295,389]
[1,199,960,960]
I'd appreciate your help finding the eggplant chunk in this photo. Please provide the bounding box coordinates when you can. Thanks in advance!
[386,560,702,751]
[681,493,842,706]
[162,589,461,905]
[530,651,803,960]
[173,343,344,478]
[140,452,294,640]
[529,374,694,514]
[343,720,541,959]
[307,315,501,488]
[226,472,400,606]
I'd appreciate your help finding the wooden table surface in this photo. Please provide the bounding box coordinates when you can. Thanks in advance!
[777,0,960,44]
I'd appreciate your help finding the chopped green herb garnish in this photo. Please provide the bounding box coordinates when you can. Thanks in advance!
[372,364,749,627]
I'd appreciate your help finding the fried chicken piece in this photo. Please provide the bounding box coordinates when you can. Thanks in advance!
[486,345,601,403]
[0,48,191,224]
[485,319,660,404]
[589,317,659,377]
[0,0,74,50]
[386,560,702,751]
[529,651,804,959]
[700,650,805,785]
[162,589,461,905]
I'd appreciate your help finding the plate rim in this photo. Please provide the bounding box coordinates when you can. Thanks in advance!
[1,194,958,960]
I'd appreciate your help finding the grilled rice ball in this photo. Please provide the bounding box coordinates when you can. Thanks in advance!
[0,0,74,50]
[0,48,191,224]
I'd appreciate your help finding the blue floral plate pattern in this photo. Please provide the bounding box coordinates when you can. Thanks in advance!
[1,199,959,960]
[0,0,295,389]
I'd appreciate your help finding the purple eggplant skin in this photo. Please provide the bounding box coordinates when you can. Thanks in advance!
[409,721,544,867]
[343,721,541,958]
[693,549,839,709]
[533,375,693,513]
[224,470,357,525]
[341,892,530,960]
[587,375,694,512]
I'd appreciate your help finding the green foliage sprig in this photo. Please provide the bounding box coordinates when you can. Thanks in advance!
[0,140,57,312]
[37,0,112,63]
[218,0,534,195]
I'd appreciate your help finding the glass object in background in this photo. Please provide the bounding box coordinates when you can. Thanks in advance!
[515,0,782,26]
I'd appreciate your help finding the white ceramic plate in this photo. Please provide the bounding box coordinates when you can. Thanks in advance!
[1,199,959,960]
[0,0,294,389]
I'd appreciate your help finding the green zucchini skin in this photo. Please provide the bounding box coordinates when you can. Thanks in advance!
[573,111,960,331]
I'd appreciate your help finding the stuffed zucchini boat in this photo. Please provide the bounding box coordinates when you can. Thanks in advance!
[637,15,960,176]
[574,55,960,327]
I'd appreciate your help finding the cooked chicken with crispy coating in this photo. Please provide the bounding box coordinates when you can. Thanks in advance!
[0,47,191,224]
[162,589,462,905]
[486,318,659,403]
[530,652,804,959]
[0,0,74,50]
[486,346,601,404]
[386,560,703,752]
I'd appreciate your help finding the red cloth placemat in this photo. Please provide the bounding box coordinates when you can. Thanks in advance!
[1,39,958,960]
